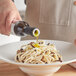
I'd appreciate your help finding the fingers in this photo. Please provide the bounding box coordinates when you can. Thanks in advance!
[0,25,9,35]
[0,0,22,35]
[0,14,9,35]
[12,15,22,23]
[17,14,22,20]
[6,12,22,35]
[6,12,15,34]
[12,20,19,23]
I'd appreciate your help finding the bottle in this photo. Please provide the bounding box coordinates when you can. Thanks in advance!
[11,21,40,37]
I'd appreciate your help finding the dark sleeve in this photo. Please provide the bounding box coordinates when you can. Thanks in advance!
[24,0,26,4]
[12,0,14,2]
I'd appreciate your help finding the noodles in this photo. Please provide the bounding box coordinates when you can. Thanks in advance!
[15,40,62,64]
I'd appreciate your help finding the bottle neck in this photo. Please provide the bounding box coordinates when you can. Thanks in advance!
[24,26,35,36]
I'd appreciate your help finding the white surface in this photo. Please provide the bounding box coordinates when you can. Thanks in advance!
[14,0,26,11]
[0,40,76,75]
[0,34,20,46]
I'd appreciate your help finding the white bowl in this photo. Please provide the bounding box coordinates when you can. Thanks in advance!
[19,65,61,76]
[0,40,76,76]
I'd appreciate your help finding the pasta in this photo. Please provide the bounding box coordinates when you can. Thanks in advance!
[15,40,62,64]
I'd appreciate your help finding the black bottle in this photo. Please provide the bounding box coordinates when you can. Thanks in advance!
[11,21,40,37]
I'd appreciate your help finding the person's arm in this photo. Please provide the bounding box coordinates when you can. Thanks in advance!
[0,0,21,35]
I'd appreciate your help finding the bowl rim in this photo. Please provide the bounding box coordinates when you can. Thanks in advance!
[0,39,76,67]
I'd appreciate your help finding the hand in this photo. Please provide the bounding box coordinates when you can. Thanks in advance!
[0,0,22,35]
